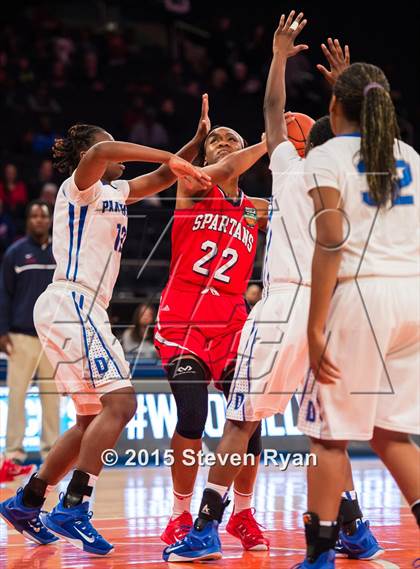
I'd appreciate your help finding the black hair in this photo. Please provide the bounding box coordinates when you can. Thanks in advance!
[196,125,248,166]
[52,124,106,175]
[306,116,334,150]
[334,62,400,206]
[25,199,52,219]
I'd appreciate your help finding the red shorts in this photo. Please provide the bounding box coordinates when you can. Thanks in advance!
[154,285,248,386]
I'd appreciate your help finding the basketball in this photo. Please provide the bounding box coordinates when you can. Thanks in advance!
[287,112,315,157]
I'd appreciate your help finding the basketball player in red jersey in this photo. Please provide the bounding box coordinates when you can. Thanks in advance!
[155,95,270,550]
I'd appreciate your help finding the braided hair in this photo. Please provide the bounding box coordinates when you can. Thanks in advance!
[334,63,400,207]
[52,124,106,175]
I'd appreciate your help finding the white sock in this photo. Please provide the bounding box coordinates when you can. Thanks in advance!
[342,490,357,501]
[206,482,229,500]
[320,520,338,526]
[233,489,253,514]
[172,490,193,518]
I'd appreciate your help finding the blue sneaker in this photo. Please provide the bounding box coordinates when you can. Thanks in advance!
[40,494,113,556]
[0,488,58,545]
[294,549,335,568]
[162,520,222,562]
[337,519,383,559]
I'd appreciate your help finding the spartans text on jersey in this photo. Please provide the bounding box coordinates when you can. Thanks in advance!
[191,212,255,252]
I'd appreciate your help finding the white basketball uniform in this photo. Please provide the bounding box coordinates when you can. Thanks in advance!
[298,135,420,440]
[34,172,132,415]
[227,141,313,421]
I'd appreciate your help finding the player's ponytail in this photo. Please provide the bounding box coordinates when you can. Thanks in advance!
[52,124,105,175]
[334,63,400,207]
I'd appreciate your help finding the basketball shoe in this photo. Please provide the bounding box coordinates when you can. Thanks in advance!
[0,459,36,483]
[40,493,113,555]
[294,549,336,568]
[335,519,383,559]
[226,508,270,550]
[163,519,222,562]
[161,511,193,544]
[0,488,58,545]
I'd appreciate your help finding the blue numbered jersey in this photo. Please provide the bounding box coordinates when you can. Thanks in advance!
[304,136,419,278]
[53,172,129,307]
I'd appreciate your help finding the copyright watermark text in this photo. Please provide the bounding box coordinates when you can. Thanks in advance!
[101,448,317,469]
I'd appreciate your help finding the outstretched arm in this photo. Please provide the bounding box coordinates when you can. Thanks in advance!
[74,141,210,196]
[179,139,266,197]
[264,10,308,157]
[181,140,269,228]
[203,141,267,185]
[317,38,350,86]
[127,94,211,204]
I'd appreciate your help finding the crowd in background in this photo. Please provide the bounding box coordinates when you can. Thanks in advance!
[0,0,417,330]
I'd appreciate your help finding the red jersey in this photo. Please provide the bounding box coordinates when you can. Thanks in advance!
[169,186,259,295]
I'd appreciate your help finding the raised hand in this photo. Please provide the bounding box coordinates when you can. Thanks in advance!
[317,38,350,86]
[168,155,211,189]
[194,93,211,142]
[273,10,308,58]
[284,111,296,125]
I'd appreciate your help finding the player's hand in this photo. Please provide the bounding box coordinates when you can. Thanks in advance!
[284,111,296,125]
[168,156,212,189]
[308,329,341,384]
[317,38,350,86]
[180,172,210,192]
[194,93,211,143]
[260,133,268,149]
[0,334,13,356]
[273,10,308,58]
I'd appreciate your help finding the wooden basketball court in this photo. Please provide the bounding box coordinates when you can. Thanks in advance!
[1,459,418,568]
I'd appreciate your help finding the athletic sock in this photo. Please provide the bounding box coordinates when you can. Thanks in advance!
[338,491,363,535]
[303,512,339,562]
[172,490,193,518]
[206,482,229,499]
[64,470,97,508]
[233,489,253,514]
[22,473,48,508]
[410,499,420,527]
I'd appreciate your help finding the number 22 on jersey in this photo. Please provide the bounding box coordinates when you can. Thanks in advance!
[193,240,238,283]
[359,159,414,206]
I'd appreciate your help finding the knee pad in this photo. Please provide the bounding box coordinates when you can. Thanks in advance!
[247,422,262,456]
[167,357,209,440]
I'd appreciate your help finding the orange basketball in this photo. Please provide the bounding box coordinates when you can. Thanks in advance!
[287,112,315,157]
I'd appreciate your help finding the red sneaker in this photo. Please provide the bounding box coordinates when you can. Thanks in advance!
[0,459,36,483]
[226,508,270,551]
[160,511,193,545]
